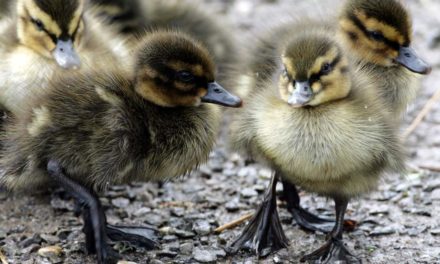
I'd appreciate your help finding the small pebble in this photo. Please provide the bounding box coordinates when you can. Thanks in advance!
[133,207,151,217]
[430,229,440,236]
[240,188,258,198]
[144,213,167,226]
[225,200,240,212]
[111,197,130,208]
[174,229,196,239]
[424,179,440,192]
[369,227,396,236]
[163,235,178,242]
[193,220,211,235]
[19,235,41,248]
[40,234,60,244]
[171,207,185,217]
[180,242,194,255]
[193,248,217,263]
[430,189,440,200]
[117,261,138,264]
[21,244,40,255]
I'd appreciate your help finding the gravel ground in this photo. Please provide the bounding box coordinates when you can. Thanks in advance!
[1,0,440,263]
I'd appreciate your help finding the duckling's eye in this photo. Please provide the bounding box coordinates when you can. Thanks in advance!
[369,31,384,41]
[320,63,332,74]
[31,18,45,31]
[176,71,195,83]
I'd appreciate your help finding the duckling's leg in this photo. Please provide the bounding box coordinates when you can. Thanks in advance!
[281,179,356,233]
[300,197,360,264]
[228,173,289,257]
[47,160,119,264]
[281,179,334,232]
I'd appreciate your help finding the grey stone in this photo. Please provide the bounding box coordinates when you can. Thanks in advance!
[133,207,151,217]
[193,248,217,263]
[192,220,212,235]
[240,188,258,198]
[424,179,440,192]
[174,229,196,238]
[144,213,167,226]
[225,199,240,212]
[369,227,396,236]
[171,207,185,217]
[40,234,60,244]
[430,228,440,236]
[19,235,41,248]
[180,242,194,255]
[430,189,440,200]
[111,197,130,208]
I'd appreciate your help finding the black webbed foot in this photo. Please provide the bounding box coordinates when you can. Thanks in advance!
[300,238,360,264]
[106,224,160,249]
[281,179,357,233]
[228,175,288,257]
[301,197,360,264]
[290,206,335,233]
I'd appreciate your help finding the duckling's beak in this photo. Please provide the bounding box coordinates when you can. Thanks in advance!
[395,46,431,74]
[288,81,313,107]
[201,82,242,107]
[52,39,81,70]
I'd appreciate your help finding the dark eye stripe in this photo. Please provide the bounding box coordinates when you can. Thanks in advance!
[42,27,58,44]
[309,53,341,84]
[161,67,208,88]
[348,13,401,50]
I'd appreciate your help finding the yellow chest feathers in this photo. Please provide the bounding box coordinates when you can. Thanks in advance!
[253,97,393,182]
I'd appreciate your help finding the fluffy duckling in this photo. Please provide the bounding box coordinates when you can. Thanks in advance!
[228,26,404,262]
[0,0,128,117]
[89,0,238,83]
[235,21,355,235]
[338,0,431,121]
[0,31,242,263]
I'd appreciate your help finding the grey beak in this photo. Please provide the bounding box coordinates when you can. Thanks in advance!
[52,39,81,69]
[201,82,242,108]
[395,46,431,74]
[288,81,313,107]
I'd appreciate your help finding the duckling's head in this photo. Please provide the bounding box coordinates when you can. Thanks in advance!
[279,34,351,108]
[17,0,84,69]
[339,0,430,74]
[134,32,242,108]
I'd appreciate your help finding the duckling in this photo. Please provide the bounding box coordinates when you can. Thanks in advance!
[89,0,239,83]
[234,20,356,235]
[0,0,129,117]
[338,0,431,121]
[0,31,242,263]
[228,25,404,262]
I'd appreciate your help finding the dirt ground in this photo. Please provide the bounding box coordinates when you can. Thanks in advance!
[1,0,440,263]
